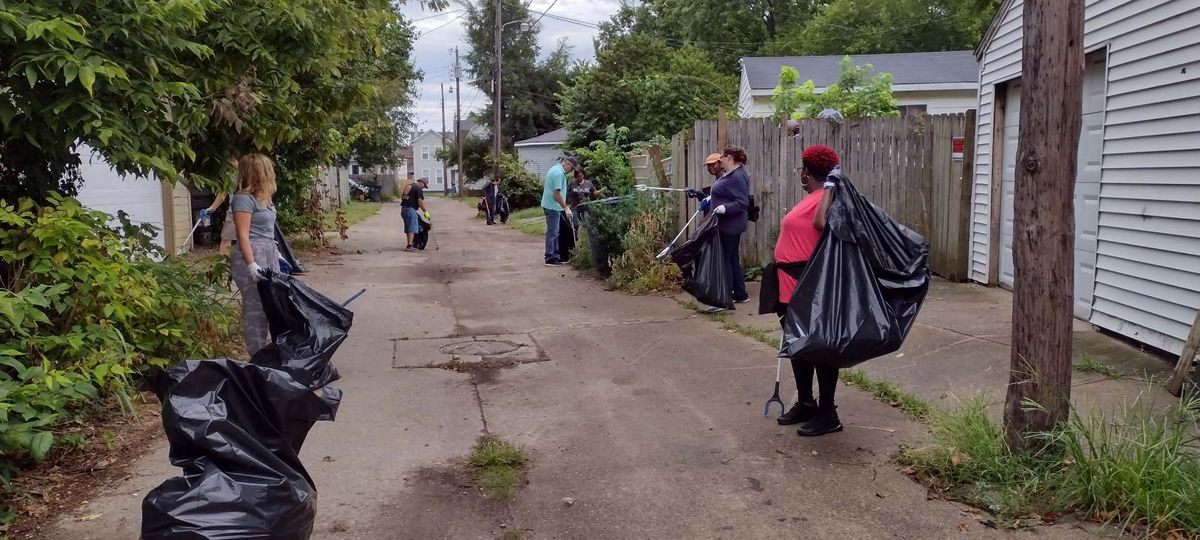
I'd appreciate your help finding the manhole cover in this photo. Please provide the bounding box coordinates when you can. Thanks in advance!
[439,340,521,356]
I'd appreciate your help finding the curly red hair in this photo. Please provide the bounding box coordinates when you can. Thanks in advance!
[801,145,840,179]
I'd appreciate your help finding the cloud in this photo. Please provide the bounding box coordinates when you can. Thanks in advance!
[398,0,617,136]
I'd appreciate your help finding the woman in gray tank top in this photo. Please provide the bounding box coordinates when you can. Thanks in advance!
[229,154,281,357]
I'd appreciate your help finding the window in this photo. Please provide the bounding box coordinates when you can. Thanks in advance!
[351,165,360,175]
[435,171,443,185]
[421,169,430,181]
[421,145,430,160]
[899,104,927,117]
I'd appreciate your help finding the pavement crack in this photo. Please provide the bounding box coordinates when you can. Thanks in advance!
[472,381,490,434]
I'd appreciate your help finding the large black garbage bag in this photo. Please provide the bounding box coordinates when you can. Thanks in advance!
[275,223,307,275]
[671,214,733,310]
[141,272,352,540]
[779,171,930,368]
[558,212,575,261]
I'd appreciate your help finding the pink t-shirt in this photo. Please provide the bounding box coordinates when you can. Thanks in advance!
[774,188,825,303]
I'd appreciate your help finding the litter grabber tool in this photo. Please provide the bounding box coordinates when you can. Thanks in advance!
[634,184,691,193]
[342,288,367,307]
[655,209,704,262]
[178,217,205,256]
[764,356,785,416]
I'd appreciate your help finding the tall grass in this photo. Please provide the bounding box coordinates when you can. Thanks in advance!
[899,393,1200,535]
[607,201,680,293]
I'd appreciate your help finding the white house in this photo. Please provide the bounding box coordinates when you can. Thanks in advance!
[410,120,489,192]
[969,0,1200,355]
[514,127,568,180]
[74,144,194,254]
[737,51,980,118]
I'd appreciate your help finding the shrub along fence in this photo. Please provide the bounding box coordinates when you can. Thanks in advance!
[666,113,976,281]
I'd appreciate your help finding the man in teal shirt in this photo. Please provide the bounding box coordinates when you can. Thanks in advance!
[542,156,576,265]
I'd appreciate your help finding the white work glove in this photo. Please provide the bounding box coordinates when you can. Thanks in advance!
[564,207,573,218]
[714,204,727,215]
[248,262,267,282]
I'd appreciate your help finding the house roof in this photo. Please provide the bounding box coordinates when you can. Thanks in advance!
[514,127,568,147]
[741,51,979,90]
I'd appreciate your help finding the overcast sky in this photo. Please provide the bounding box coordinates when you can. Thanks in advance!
[397,0,621,137]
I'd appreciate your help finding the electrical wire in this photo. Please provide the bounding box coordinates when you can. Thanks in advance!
[417,12,466,38]
[529,0,560,28]
[407,9,465,23]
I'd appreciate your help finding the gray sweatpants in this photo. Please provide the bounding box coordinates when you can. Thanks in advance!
[230,239,280,357]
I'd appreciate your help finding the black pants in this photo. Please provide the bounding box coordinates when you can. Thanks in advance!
[720,231,750,302]
[776,303,839,410]
[485,196,497,224]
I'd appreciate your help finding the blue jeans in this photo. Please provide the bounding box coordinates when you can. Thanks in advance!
[720,231,749,302]
[402,207,420,234]
[544,208,562,262]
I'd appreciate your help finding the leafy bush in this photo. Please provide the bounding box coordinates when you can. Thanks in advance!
[491,152,542,210]
[574,125,636,196]
[0,197,238,477]
[608,198,680,293]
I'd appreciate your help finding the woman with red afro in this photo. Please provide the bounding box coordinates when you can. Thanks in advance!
[769,144,843,436]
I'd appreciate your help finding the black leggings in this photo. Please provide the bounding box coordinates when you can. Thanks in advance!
[776,303,839,410]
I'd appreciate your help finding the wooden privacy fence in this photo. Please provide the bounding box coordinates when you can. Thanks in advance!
[667,113,976,281]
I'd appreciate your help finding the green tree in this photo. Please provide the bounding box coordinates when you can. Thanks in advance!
[461,0,570,149]
[762,0,997,56]
[0,0,218,201]
[771,66,805,122]
[780,57,900,119]
[435,135,491,184]
[557,36,734,149]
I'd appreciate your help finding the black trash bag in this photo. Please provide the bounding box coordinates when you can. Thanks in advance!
[275,223,308,275]
[779,170,930,369]
[558,212,575,262]
[671,214,733,310]
[141,272,351,540]
[496,194,510,224]
[413,213,432,251]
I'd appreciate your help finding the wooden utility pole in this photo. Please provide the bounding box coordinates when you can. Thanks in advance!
[1166,309,1200,396]
[492,0,502,171]
[440,83,449,193]
[1004,0,1085,451]
[454,47,463,196]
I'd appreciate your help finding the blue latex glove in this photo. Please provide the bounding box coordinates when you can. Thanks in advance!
[699,197,711,213]
[198,208,210,220]
[685,188,704,199]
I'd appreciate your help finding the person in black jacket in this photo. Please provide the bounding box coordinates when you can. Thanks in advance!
[702,145,752,312]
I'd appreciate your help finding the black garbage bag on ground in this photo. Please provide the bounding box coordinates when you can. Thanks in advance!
[141,272,352,540]
[558,212,575,262]
[275,223,307,275]
[496,194,511,224]
[413,213,432,251]
[671,214,733,310]
[779,170,929,369]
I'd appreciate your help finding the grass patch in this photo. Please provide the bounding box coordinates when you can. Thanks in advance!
[571,227,594,271]
[465,436,529,501]
[322,202,381,231]
[1073,355,1122,379]
[898,393,1200,536]
[839,369,933,421]
[508,207,546,236]
[679,300,780,349]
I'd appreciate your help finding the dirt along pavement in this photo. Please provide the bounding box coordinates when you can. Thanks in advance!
[47,197,1086,539]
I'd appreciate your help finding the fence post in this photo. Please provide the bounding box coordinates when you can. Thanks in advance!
[648,145,670,188]
[954,109,978,281]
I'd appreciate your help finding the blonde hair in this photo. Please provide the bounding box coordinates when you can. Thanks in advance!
[237,153,276,202]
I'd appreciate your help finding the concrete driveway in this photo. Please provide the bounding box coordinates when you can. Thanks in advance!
[46,197,1092,539]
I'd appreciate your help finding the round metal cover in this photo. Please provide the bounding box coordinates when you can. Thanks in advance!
[439,340,520,356]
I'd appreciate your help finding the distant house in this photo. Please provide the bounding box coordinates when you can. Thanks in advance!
[409,120,490,192]
[514,128,568,180]
[969,0,1200,355]
[74,144,194,254]
[737,51,979,118]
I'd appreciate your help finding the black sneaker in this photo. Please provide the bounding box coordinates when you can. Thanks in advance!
[797,408,843,437]
[777,401,818,425]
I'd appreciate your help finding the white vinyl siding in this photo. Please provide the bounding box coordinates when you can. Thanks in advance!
[515,144,562,182]
[970,0,1200,354]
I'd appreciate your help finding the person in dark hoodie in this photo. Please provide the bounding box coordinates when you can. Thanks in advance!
[702,145,752,313]
[769,144,843,437]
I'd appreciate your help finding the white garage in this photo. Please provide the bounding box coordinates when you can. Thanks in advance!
[74,144,194,254]
[970,0,1200,354]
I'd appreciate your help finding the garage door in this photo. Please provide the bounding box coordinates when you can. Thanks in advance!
[997,53,1105,320]
[74,145,167,249]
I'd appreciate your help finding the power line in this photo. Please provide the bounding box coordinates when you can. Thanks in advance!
[529,0,560,27]
[418,12,466,38]
[408,9,464,23]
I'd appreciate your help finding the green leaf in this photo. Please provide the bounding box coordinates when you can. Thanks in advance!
[25,64,37,88]
[103,304,115,318]
[28,431,53,461]
[63,63,78,84]
[79,66,96,96]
